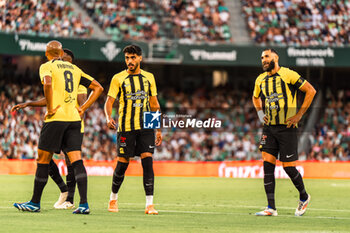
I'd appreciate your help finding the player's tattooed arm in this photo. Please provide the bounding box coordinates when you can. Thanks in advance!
[286,81,316,128]
[11,98,46,112]
[78,80,104,118]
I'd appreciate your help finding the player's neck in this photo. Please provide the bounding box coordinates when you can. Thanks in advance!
[48,56,61,61]
[267,65,280,76]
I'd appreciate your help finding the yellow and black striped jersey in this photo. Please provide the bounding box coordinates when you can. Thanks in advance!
[107,69,157,132]
[253,67,306,125]
[39,59,94,123]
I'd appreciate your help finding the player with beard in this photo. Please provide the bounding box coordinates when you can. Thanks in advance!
[105,44,162,214]
[252,48,316,216]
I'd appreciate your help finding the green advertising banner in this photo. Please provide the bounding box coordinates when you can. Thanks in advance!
[178,44,350,67]
[0,32,148,62]
[1,32,350,67]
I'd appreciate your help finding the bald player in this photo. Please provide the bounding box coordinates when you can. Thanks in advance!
[253,48,316,216]
[13,41,103,214]
[11,49,87,210]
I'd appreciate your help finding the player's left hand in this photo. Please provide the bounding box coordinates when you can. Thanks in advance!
[286,114,302,128]
[76,106,85,119]
[155,130,162,146]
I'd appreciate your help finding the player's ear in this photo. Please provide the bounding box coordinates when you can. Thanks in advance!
[139,55,142,62]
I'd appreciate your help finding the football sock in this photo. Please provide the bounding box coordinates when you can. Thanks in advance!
[111,161,129,194]
[263,161,276,210]
[141,157,154,196]
[284,166,308,201]
[72,160,88,204]
[110,192,118,201]
[31,163,49,204]
[146,195,153,207]
[48,159,68,193]
[66,164,76,203]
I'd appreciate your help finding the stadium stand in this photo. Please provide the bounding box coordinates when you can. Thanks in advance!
[76,0,159,41]
[0,0,93,37]
[159,0,232,42]
[307,89,350,161]
[242,0,350,46]
[75,0,232,42]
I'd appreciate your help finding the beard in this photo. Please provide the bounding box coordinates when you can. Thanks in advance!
[128,63,138,71]
[262,60,275,72]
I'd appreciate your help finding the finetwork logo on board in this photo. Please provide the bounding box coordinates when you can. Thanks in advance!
[143,111,222,129]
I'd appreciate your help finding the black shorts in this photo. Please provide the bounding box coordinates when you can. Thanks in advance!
[259,125,298,162]
[117,129,155,158]
[38,121,83,153]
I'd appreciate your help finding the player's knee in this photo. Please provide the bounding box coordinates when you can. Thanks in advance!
[37,149,52,164]
[67,150,82,163]
[117,156,130,163]
[262,152,276,164]
[140,152,152,159]
[282,161,296,168]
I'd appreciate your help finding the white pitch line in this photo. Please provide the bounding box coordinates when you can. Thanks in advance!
[4,201,350,213]
[3,206,350,220]
[119,202,350,213]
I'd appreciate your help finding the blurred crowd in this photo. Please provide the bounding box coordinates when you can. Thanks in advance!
[159,0,232,43]
[0,81,350,161]
[0,0,93,38]
[1,80,349,161]
[76,0,159,41]
[0,79,263,161]
[304,89,350,161]
[0,0,232,43]
[242,0,350,46]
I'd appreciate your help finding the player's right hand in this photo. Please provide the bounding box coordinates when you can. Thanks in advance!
[257,110,268,124]
[45,105,60,119]
[11,103,28,112]
[107,118,117,130]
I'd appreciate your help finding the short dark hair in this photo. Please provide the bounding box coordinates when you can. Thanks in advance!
[263,48,278,55]
[123,44,142,56]
[63,48,75,60]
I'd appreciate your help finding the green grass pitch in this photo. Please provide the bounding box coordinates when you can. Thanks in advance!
[0,175,349,232]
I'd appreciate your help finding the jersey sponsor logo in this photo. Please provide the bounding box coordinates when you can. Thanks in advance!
[144,111,161,129]
[64,96,76,104]
[133,103,143,108]
[286,154,294,158]
[120,136,127,147]
[126,90,148,101]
